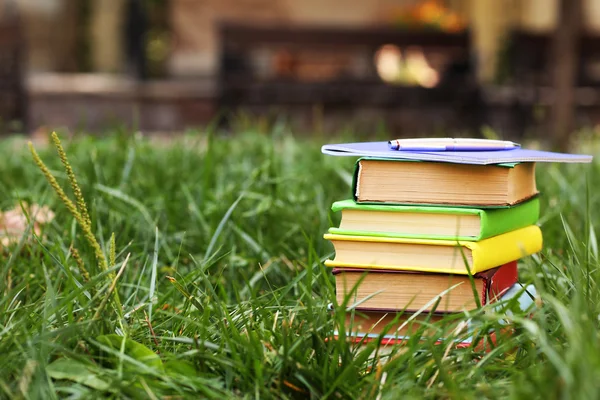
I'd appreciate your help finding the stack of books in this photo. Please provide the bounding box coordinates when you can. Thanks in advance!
[324,157,544,346]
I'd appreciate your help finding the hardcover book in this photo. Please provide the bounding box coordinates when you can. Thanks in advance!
[323,225,542,274]
[342,310,449,338]
[334,261,517,313]
[335,283,537,348]
[352,158,538,207]
[329,197,540,240]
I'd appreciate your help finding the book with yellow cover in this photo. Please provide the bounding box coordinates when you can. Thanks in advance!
[323,225,542,275]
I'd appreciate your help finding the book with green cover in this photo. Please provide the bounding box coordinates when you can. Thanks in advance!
[329,197,539,241]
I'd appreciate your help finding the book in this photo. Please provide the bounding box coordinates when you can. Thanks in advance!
[329,197,540,240]
[321,141,593,165]
[343,310,450,338]
[353,158,537,207]
[344,323,492,351]
[336,283,537,348]
[323,225,542,274]
[334,261,517,312]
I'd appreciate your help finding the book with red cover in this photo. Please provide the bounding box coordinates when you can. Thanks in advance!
[333,260,517,313]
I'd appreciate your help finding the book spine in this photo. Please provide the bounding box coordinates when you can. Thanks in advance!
[479,197,540,239]
[480,261,518,305]
[468,226,542,273]
[488,261,519,300]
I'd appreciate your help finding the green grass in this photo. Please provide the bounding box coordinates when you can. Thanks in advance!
[0,128,599,399]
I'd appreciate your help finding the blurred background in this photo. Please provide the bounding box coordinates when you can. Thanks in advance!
[0,0,597,149]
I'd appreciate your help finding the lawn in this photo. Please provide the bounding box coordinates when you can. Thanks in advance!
[0,129,599,399]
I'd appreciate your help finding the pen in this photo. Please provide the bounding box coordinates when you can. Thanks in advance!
[388,138,520,151]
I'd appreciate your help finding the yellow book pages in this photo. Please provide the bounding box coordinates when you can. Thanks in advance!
[323,225,542,274]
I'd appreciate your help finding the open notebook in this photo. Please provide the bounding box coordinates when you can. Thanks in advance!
[321,141,593,165]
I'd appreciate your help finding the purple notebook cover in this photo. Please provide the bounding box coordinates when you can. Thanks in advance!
[321,141,593,165]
